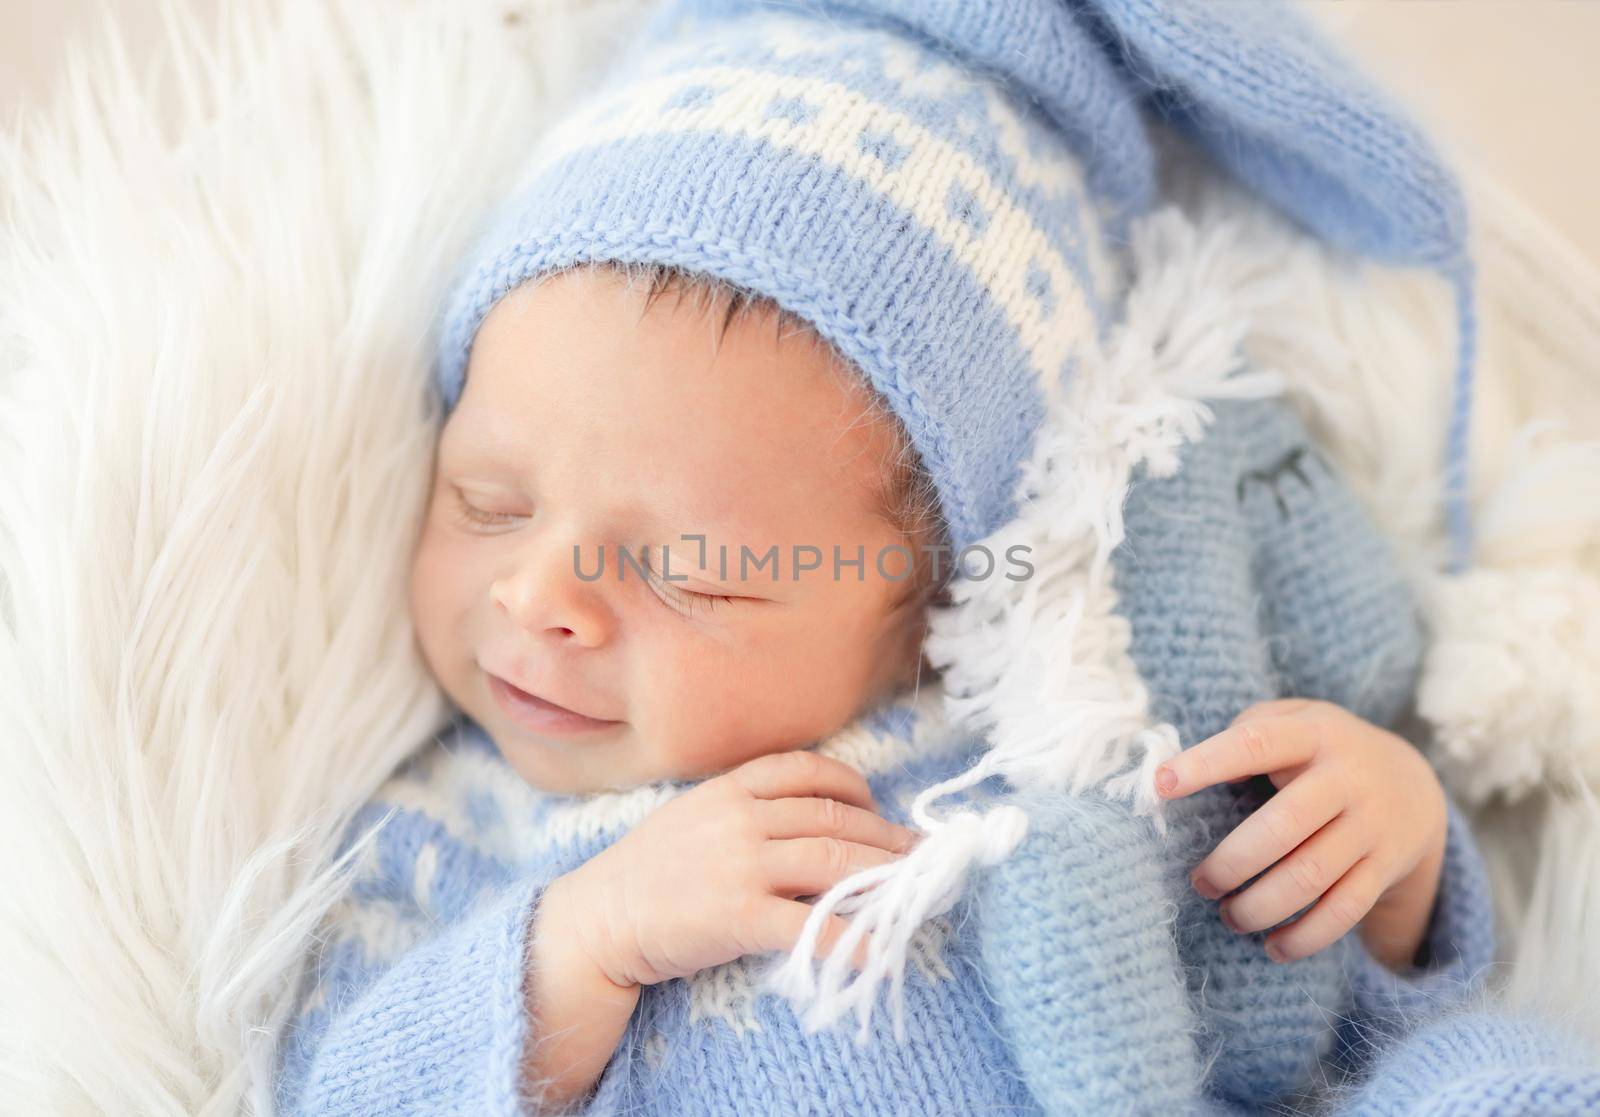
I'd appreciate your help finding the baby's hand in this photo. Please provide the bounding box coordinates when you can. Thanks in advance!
[1153,699,1447,968]
[548,750,916,990]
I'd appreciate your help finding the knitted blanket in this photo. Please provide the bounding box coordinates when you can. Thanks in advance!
[2,1,1597,1113]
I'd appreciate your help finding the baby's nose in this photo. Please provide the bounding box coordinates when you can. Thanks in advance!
[490,541,611,648]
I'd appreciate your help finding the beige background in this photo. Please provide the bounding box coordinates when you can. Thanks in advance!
[4,1,1599,266]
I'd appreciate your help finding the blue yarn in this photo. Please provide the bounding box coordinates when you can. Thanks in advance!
[1444,259,1479,570]
[1076,0,1484,567]
[274,398,1599,1115]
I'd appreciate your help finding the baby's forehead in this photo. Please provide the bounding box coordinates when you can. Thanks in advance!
[443,263,916,531]
[462,268,895,441]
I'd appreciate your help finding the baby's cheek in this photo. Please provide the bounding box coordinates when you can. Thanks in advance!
[408,528,485,688]
[637,644,812,776]
[408,534,452,652]
[638,647,762,773]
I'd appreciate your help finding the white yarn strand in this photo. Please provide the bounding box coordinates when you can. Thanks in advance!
[769,204,1291,1035]
[767,803,1030,1043]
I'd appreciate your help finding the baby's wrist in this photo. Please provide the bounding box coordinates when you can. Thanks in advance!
[524,874,641,1111]
[539,870,642,994]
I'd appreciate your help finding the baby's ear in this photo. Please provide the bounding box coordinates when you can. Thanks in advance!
[875,604,935,699]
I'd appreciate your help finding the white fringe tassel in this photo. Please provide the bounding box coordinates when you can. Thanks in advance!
[768,204,1293,1036]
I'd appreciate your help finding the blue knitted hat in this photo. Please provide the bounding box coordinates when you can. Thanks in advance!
[436,0,1481,566]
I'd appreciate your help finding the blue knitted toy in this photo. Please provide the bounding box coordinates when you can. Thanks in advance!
[273,0,1600,1113]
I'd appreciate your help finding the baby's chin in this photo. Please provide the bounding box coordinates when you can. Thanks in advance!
[484,718,646,796]
[480,719,703,796]
[483,714,859,797]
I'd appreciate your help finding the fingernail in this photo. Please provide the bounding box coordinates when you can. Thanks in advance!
[1190,871,1221,901]
[1265,942,1287,963]
[1155,765,1178,795]
[1218,904,1241,933]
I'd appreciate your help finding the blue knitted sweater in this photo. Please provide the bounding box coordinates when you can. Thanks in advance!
[273,400,1600,1115]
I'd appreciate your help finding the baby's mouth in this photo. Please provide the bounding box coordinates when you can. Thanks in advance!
[486,672,622,735]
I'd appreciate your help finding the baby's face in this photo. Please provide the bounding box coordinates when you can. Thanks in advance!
[411,268,926,794]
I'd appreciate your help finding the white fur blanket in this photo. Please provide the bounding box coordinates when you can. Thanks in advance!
[1,1,1596,1112]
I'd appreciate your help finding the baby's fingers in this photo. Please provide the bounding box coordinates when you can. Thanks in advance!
[762,837,904,899]
[727,750,876,811]
[757,899,874,971]
[760,796,918,853]
[1191,776,1343,900]
[1156,715,1321,799]
[1262,855,1385,964]
[1217,812,1365,934]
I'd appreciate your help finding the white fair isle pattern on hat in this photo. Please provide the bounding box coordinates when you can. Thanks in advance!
[514,12,1122,404]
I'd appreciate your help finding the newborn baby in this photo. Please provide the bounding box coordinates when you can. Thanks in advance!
[273,261,1496,1117]
[271,1,1542,1114]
